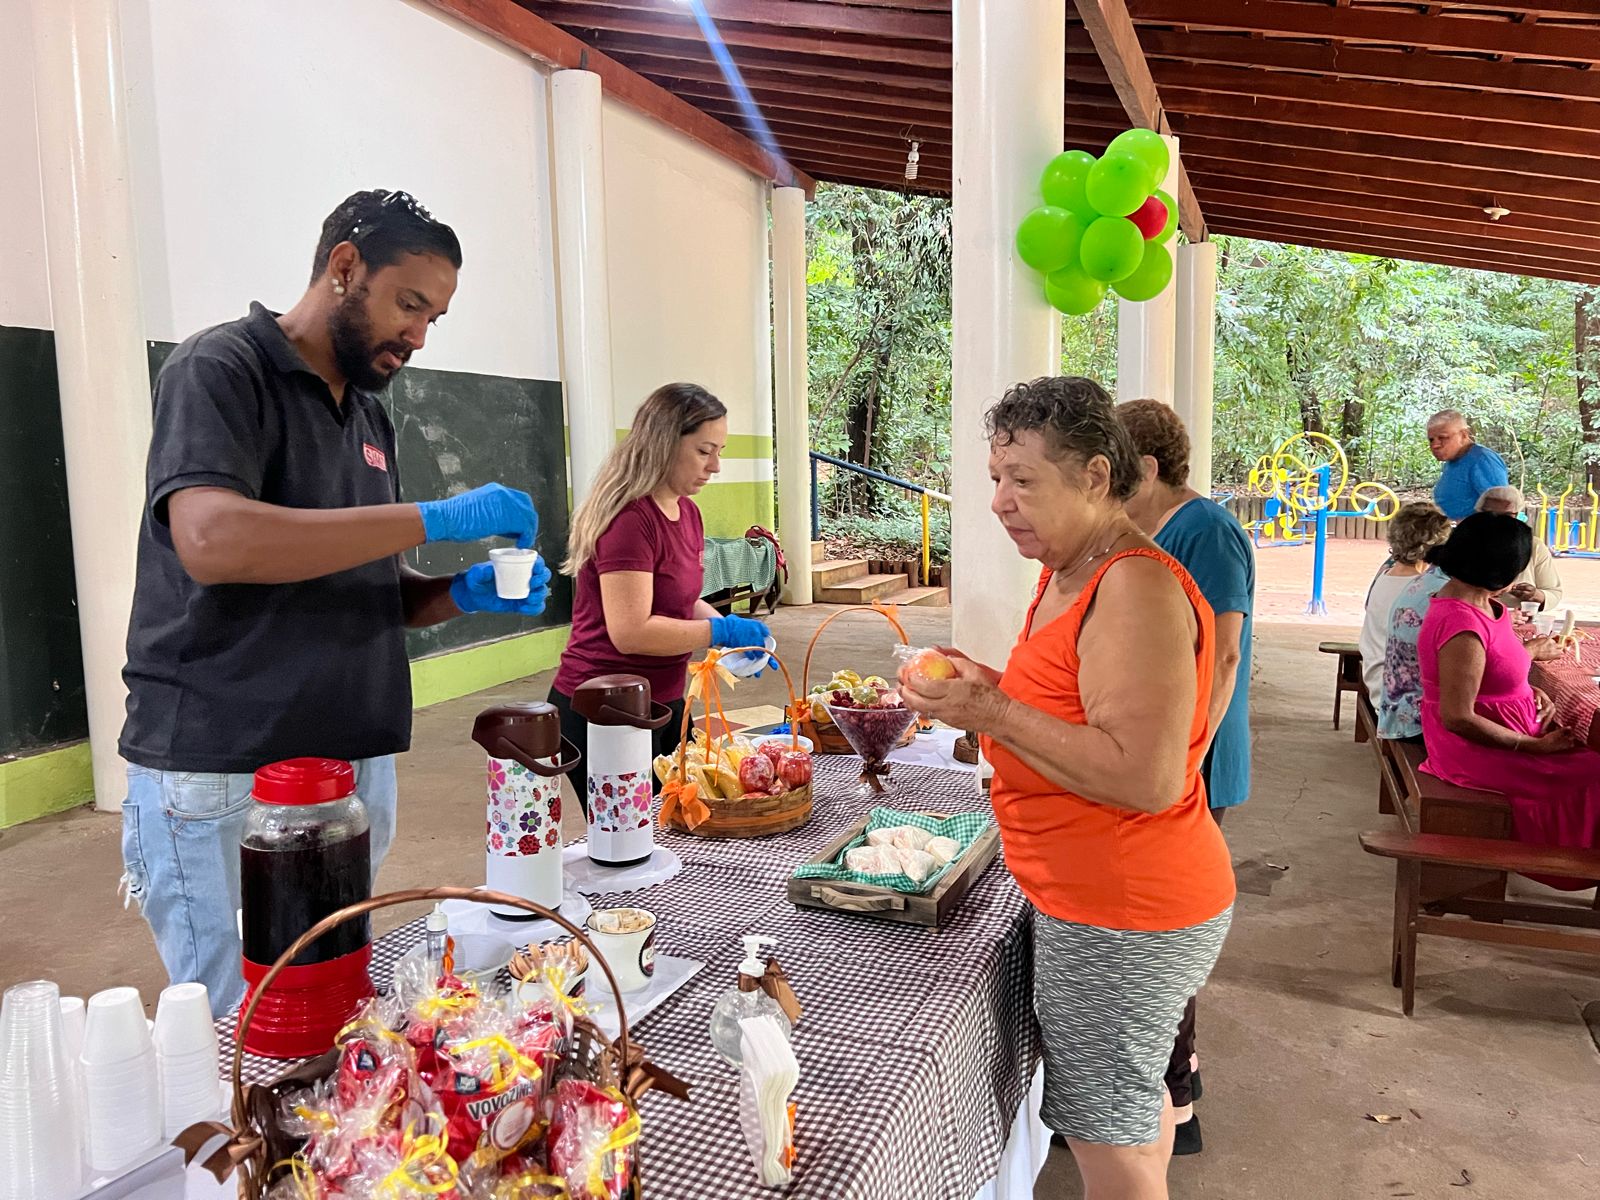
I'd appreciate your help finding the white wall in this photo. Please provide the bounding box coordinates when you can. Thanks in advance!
[602,100,771,444]
[119,0,561,382]
[0,0,52,330]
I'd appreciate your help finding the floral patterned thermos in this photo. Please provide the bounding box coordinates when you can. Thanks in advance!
[471,704,582,918]
[571,675,675,868]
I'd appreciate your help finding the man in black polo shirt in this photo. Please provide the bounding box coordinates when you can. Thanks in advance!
[119,190,554,1014]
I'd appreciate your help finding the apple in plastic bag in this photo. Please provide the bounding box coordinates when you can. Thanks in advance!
[739,752,776,796]
[777,750,812,788]
[905,648,958,684]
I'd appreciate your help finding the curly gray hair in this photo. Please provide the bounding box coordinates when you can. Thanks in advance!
[983,376,1143,502]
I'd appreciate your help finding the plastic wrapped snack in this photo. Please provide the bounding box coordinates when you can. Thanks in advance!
[844,845,899,875]
[925,836,961,866]
[547,1079,640,1199]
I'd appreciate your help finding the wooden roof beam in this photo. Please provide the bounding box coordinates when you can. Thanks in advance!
[421,0,813,193]
[534,2,952,69]
[1070,0,1207,240]
[583,32,951,93]
[1209,221,1600,286]
[1197,192,1600,257]
[1181,134,1600,209]
[1152,61,1598,135]
[1125,29,1600,102]
[1170,113,1600,191]
[545,0,950,42]
[1161,86,1600,160]
[1126,0,1600,63]
[1185,160,1600,233]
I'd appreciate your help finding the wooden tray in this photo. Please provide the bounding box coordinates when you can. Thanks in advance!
[664,783,812,838]
[786,813,1001,928]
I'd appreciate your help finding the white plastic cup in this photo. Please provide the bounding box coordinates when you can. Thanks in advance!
[724,636,779,679]
[0,980,86,1200]
[153,983,215,1058]
[488,548,539,599]
[81,987,152,1066]
[1534,612,1558,637]
[82,1046,160,1172]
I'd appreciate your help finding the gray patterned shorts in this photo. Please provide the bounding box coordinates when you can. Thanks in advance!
[1033,906,1233,1145]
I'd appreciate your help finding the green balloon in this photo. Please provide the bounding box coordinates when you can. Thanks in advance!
[1040,150,1098,220]
[1084,152,1153,218]
[1151,188,1179,245]
[1044,264,1107,316]
[1113,243,1174,302]
[1015,206,1086,274]
[1107,128,1169,190]
[1078,216,1146,283]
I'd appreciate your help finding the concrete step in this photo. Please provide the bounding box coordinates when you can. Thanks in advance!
[811,540,825,560]
[811,558,870,589]
[882,585,949,607]
[815,573,910,604]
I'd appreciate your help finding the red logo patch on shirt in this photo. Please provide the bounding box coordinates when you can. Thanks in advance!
[362,443,388,472]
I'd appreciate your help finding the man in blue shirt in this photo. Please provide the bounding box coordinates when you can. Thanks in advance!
[1119,398,1256,1159]
[1428,409,1507,520]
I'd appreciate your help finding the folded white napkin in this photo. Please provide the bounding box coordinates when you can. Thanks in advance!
[737,1014,799,1187]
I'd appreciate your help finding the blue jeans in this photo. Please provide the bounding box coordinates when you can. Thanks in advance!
[119,756,397,1016]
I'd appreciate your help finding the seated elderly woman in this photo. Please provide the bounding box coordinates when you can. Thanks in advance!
[1420,513,1600,875]
[1359,502,1451,705]
[898,376,1234,1199]
[1475,485,1564,611]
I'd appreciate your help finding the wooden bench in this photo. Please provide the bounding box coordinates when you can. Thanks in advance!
[1317,641,1365,732]
[1383,739,1511,905]
[1359,829,1600,1015]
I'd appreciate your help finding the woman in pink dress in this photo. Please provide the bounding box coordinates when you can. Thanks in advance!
[1418,513,1600,876]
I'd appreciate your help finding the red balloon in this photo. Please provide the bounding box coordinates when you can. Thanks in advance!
[1128,194,1167,240]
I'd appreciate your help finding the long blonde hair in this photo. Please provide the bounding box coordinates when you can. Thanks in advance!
[563,383,727,576]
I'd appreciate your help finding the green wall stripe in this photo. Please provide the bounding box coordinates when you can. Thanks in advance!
[410,626,572,709]
[612,430,773,459]
[695,479,776,539]
[0,742,94,829]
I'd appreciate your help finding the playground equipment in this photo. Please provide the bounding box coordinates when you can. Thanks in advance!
[1245,432,1401,615]
[1533,483,1600,560]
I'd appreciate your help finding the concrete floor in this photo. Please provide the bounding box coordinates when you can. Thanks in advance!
[3,547,1598,1198]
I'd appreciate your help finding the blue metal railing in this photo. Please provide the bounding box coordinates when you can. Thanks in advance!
[808,451,952,585]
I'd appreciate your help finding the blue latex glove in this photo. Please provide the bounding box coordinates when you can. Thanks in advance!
[708,613,771,651]
[417,483,538,548]
[450,559,552,616]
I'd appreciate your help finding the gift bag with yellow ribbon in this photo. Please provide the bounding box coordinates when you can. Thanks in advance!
[655,647,815,838]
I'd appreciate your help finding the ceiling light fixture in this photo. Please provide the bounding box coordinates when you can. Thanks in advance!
[1483,203,1511,221]
[905,141,920,182]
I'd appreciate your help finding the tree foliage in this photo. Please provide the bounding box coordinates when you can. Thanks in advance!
[805,183,1595,550]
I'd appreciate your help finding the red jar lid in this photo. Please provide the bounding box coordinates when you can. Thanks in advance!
[253,758,356,806]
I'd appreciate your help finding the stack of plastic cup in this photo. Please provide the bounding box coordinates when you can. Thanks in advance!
[57,997,87,1162]
[0,979,85,1200]
[153,982,222,1137]
[80,987,162,1172]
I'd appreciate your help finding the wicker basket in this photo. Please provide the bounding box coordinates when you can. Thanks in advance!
[798,602,918,755]
[659,646,812,837]
[177,886,687,1199]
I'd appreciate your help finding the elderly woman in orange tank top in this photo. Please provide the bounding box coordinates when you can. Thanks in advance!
[899,376,1235,1200]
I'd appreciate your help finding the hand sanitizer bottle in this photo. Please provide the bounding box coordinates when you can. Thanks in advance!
[709,934,792,1067]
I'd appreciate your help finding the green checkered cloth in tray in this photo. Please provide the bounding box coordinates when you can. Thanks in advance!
[701,536,777,597]
[792,806,994,894]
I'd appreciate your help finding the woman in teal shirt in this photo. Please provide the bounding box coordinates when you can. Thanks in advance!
[1119,399,1255,1157]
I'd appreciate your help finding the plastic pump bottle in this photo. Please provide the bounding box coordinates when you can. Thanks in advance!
[709,934,792,1066]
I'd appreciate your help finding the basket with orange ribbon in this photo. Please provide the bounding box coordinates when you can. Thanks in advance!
[797,601,922,756]
[655,647,814,838]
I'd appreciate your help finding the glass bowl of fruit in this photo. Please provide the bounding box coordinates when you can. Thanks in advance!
[821,683,917,798]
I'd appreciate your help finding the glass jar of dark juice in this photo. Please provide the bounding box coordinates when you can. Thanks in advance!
[239,758,374,1058]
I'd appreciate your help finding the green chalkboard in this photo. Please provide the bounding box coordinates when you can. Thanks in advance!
[0,326,88,757]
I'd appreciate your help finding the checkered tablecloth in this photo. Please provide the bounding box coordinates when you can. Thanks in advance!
[701,536,777,598]
[1515,620,1599,751]
[215,759,1039,1200]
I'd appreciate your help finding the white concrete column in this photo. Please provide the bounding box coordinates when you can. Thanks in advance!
[771,187,813,605]
[550,70,616,505]
[31,0,152,812]
[951,0,1063,667]
[1175,240,1218,498]
[1116,134,1180,406]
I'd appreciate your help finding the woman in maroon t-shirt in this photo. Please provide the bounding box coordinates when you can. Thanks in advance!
[551,383,770,805]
